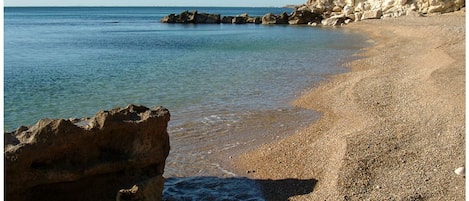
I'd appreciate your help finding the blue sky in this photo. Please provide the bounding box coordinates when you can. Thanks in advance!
[5,0,306,7]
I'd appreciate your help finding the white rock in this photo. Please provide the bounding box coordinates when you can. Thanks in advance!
[382,0,396,10]
[333,6,343,12]
[354,12,363,22]
[428,4,445,12]
[397,0,409,6]
[343,5,354,15]
[355,2,365,12]
[346,13,356,21]
[364,2,372,10]
[362,10,383,20]
[454,167,465,176]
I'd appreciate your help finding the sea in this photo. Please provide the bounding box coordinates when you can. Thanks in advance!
[4,7,368,200]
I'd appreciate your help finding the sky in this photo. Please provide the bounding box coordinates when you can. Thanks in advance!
[4,0,307,7]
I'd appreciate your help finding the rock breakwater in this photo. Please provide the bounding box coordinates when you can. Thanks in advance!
[161,0,464,26]
[4,104,170,201]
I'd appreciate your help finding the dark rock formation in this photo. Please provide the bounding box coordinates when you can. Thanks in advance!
[261,12,290,24]
[4,104,170,201]
[288,9,321,24]
[221,16,234,23]
[161,10,263,24]
[160,10,221,24]
[195,12,221,24]
[232,16,247,24]
[160,10,201,23]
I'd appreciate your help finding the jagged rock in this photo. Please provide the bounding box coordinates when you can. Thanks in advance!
[354,12,363,21]
[238,13,249,18]
[232,16,247,24]
[321,14,348,26]
[5,104,171,201]
[160,10,221,24]
[307,0,465,20]
[262,12,290,24]
[262,13,277,24]
[160,0,465,26]
[161,11,264,24]
[160,10,195,23]
[362,9,383,19]
[246,16,262,24]
[332,5,343,12]
[221,16,234,23]
[205,14,221,23]
[196,13,221,23]
[116,176,165,201]
[289,9,321,24]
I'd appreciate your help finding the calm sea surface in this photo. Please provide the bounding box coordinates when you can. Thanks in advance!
[5,7,367,200]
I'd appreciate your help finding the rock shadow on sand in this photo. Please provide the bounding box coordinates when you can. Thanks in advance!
[163,176,317,201]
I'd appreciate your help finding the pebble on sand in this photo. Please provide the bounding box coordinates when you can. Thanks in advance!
[454,167,465,176]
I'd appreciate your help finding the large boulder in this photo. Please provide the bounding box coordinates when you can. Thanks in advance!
[4,104,171,201]
[161,10,222,23]
[289,9,322,24]
[221,16,234,23]
[232,16,247,24]
[321,14,348,25]
[262,13,278,24]
[362,9,383,19]
[160,10,196,23]
[195,13,221,23]
[262,12,290,24]
[246,16,262,24]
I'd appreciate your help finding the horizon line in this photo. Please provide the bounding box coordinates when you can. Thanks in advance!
[4,5,300,8]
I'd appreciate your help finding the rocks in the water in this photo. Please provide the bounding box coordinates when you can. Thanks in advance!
[161,10,262,24]
[161,0,465,27]
[262,12,290,24]
[160,10,221,23]
[4,104,171,201]
[288,9,321,24]
[116,176,165,201]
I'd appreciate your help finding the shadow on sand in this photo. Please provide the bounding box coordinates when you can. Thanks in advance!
[163,176,317,201]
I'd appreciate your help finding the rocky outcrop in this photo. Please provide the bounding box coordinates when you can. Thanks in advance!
[4,104,170,201]
[160,10,262,24]
[302,0,465,25]
[262,12,290,24]
[160,10,221,23]
[288,9,322,24]
[160,0,464,26]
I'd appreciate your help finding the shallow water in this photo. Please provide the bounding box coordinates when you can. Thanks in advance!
[4,7,367,199]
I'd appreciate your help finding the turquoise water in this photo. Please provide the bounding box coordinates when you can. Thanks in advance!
[5,7,367,200]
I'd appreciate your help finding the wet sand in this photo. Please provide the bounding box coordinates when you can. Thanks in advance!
[235,11,465,200]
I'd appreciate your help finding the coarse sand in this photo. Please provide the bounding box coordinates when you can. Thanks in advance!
[234,11,466,200]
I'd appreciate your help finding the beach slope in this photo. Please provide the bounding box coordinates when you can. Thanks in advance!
[236,11,465,200]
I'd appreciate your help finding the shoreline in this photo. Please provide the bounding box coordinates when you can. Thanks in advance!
[234,11,465,200]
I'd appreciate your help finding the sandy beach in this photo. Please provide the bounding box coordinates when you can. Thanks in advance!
[235,11,465,200]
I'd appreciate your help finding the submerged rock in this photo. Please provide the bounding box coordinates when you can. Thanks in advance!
[5,104,170,201]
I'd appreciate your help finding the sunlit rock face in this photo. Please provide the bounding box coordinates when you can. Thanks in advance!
[5,104,170,201]
[305,0,464,23]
